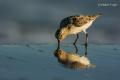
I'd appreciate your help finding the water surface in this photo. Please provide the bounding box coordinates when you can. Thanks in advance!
[0,44,120,80]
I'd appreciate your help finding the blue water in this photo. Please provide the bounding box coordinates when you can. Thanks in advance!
[0,44,120,80]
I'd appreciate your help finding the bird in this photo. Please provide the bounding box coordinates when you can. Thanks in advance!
[54,48,95,69]
[55,13,102,47]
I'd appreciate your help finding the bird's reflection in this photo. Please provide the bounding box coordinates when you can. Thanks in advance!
[54,44,95,69]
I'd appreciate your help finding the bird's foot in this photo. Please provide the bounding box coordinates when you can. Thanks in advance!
[73,42,75,45]
[85,52,87,56]
[83,43,88,47]
[73,42,77,46]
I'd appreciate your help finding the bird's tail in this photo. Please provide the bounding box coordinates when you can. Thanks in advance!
[95,13,102,17]
[92,13,102,20]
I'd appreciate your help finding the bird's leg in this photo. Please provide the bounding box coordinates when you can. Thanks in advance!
[84,32,88,56]
[85,43,87,56]
[84,32,88,48]
[73,34,79,45]
[73,43,78,53]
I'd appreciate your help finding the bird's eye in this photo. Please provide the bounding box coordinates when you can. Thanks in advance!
[68,26,71,29]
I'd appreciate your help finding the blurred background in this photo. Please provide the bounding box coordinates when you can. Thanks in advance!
[0,0,119,44]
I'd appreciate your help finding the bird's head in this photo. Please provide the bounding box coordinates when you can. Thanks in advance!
[55,28,68,41]
[55,49,67,62]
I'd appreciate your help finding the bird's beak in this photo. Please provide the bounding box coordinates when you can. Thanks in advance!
[57,39,60,47]
[59,39,63,42]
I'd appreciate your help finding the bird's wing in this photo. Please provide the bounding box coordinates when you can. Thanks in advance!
[72,16,92,27]
[60,15,95,28]
[60,16,74,28]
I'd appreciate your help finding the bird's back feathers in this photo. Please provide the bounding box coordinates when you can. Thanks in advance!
[60,14,100,28]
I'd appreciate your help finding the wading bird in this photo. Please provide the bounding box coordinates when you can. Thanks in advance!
[55,13,102,47]
[54,48,95,69]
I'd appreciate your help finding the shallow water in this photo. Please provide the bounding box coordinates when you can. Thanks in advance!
[0,44,120,80]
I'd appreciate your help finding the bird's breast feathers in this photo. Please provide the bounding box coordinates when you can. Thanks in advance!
[69,20,94,34]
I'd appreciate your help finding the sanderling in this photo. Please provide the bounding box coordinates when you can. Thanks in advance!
[55,13,102,46]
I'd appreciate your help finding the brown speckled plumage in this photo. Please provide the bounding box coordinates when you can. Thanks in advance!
[60,14,100,28]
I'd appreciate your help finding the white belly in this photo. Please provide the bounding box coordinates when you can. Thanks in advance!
[67,54,90,65]
[69,20,94,34]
